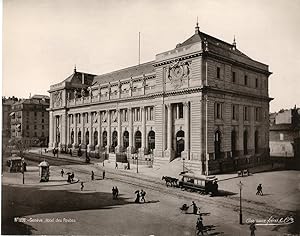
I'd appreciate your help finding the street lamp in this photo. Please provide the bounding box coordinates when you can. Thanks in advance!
[237,181,244,224]
[21,157,25,184]
[136,149,139,174]
[182,157,185,172]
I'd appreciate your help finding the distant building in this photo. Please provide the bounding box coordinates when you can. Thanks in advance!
[10,95,50,146]
[48,23,272,174]
[270,106,300,157]
[2,97,18,149]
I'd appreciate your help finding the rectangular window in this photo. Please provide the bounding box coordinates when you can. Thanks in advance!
[42,119,44,123]
[244,75,248,86]
[280,133,284,141]
[215,102,222,119]
[255,78,258,88]
[42,125,44,129]
[147,107,154,121]
[26,125,29,130]
[86,113,89,123]
[78,114,81,124]
[34,125,37,130]
[71,115,74,124]
[244,106,249,121]
[42,112,44,117]
[34,112,37,116]
[217,67,221,79]
[178,103,183,119]
[232,71,236,83]
[232,104,238,120]
[255,107,261,121]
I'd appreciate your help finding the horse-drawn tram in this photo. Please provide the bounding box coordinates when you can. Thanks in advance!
[178,173,219,196]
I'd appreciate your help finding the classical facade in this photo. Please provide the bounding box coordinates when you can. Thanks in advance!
[48,24,272,174]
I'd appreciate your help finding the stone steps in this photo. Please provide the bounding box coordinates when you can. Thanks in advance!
[152,157,169,169]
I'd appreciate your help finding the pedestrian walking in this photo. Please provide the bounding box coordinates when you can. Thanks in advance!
[61,169,64,177]
[249,222,256,236]
[102,170,106,179]
[115,162,118,169]
[256,184,263,195]
[91,171,94,181]
[70,172,75,182]
[140,189,146,203]
[81,182,84,191]
[196,215,204,236]
[115,186,119,199]
[134,190,140,203]
[112,187,116,199]
[191,201,198,214]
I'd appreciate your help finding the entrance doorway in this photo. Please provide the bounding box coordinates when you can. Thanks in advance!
[176,130,185,157]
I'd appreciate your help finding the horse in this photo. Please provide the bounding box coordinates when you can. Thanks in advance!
[162,176,179,187]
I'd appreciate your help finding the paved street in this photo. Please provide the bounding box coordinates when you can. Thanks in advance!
[2,154,298,235]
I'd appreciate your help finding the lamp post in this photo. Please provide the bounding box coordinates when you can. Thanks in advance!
[136,149,139,174]
[237,181,244,224]
[21,158,25,184]
[182,157,185,172]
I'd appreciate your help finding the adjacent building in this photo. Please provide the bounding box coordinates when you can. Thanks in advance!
[10,95,50,146]
[270,106,300,158]
[48,23,272,174]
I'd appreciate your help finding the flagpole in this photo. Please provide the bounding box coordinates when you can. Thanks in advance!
[138,32,140,65]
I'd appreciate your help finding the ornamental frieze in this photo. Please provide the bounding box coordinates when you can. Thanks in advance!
[166,61,190,89]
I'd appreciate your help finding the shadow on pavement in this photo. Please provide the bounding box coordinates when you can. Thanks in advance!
[1,184,134,235]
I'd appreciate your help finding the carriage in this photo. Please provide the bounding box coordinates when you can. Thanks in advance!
[178,173,218,195]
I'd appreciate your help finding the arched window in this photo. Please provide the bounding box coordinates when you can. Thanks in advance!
[255,130,259,154]
[135,131,142,150]
[176,130,184,157]
[112,131,118,148]
[148,131,155,151]
[123,131,129,149]
[78,131,81,144]
[71,130,74,144]
[214,130,222,159]
[102,131,107,147]
[94,131,98,146]
[244,130,248,155]
[231,130,237,157]
[86,131,89,145]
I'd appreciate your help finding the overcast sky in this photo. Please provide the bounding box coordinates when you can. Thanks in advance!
[2,0,300,112]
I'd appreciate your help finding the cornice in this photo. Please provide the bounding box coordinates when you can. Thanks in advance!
[153,52,202,67]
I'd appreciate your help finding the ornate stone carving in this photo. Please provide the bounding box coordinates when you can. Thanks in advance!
[87,86,92,97]
[166,61,190,89]
[102,111,107,122]
[53,91,62,107]
[81,88,85,97]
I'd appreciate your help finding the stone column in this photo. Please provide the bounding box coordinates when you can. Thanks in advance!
[127,108,133,154]
[87,112,93,152]
[164,103,174,159]
[182,102,190,160]
[73,114,78,148]
[115,109,122,153]
[58,115,63,150]
[96,111,101,152]
[106,110,111,153]
[48,111,54,148]
[81,113,85,149]
[66,114,70,147]
[140,106,146,155]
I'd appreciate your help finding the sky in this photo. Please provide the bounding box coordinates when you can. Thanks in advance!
[2,0,300,112]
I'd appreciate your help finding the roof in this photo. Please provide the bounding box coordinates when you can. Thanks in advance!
[179,173,217,181]
[31,94,49,100]
[93,61,155,85]
[38,161,49,167]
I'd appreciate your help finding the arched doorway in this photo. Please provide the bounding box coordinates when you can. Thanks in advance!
[85,131,89,145]
[231,130,237,157]
[255,130,259,154]
[176,130,184,157]
[123,131,129,149]
[135,131,142,151]
[244,130,248,155]
[112,131,118,153]
[214,130,222,159]
[71,130,74,144]
[94,131,98,146]
[102,131,107,147]
[78,131,81,144]
[148,131,155,152]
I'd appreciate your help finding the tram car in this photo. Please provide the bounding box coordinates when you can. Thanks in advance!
[178,173,218,195]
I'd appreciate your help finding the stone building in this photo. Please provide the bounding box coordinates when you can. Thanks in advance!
[10,95,50,146]
[270,106,300,158]
[48,23,272,174]
[2,97,17,149]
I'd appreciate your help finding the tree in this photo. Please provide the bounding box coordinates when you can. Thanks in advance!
[8,138,30,157]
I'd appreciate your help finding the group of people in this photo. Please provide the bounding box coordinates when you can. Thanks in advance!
[112,186,119,199]
[134,189,146,203]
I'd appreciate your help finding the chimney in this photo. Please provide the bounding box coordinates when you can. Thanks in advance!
[82,73,85,84]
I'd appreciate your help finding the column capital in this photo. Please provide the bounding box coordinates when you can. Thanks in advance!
[166,103,171,109]
[183,101,190,107]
